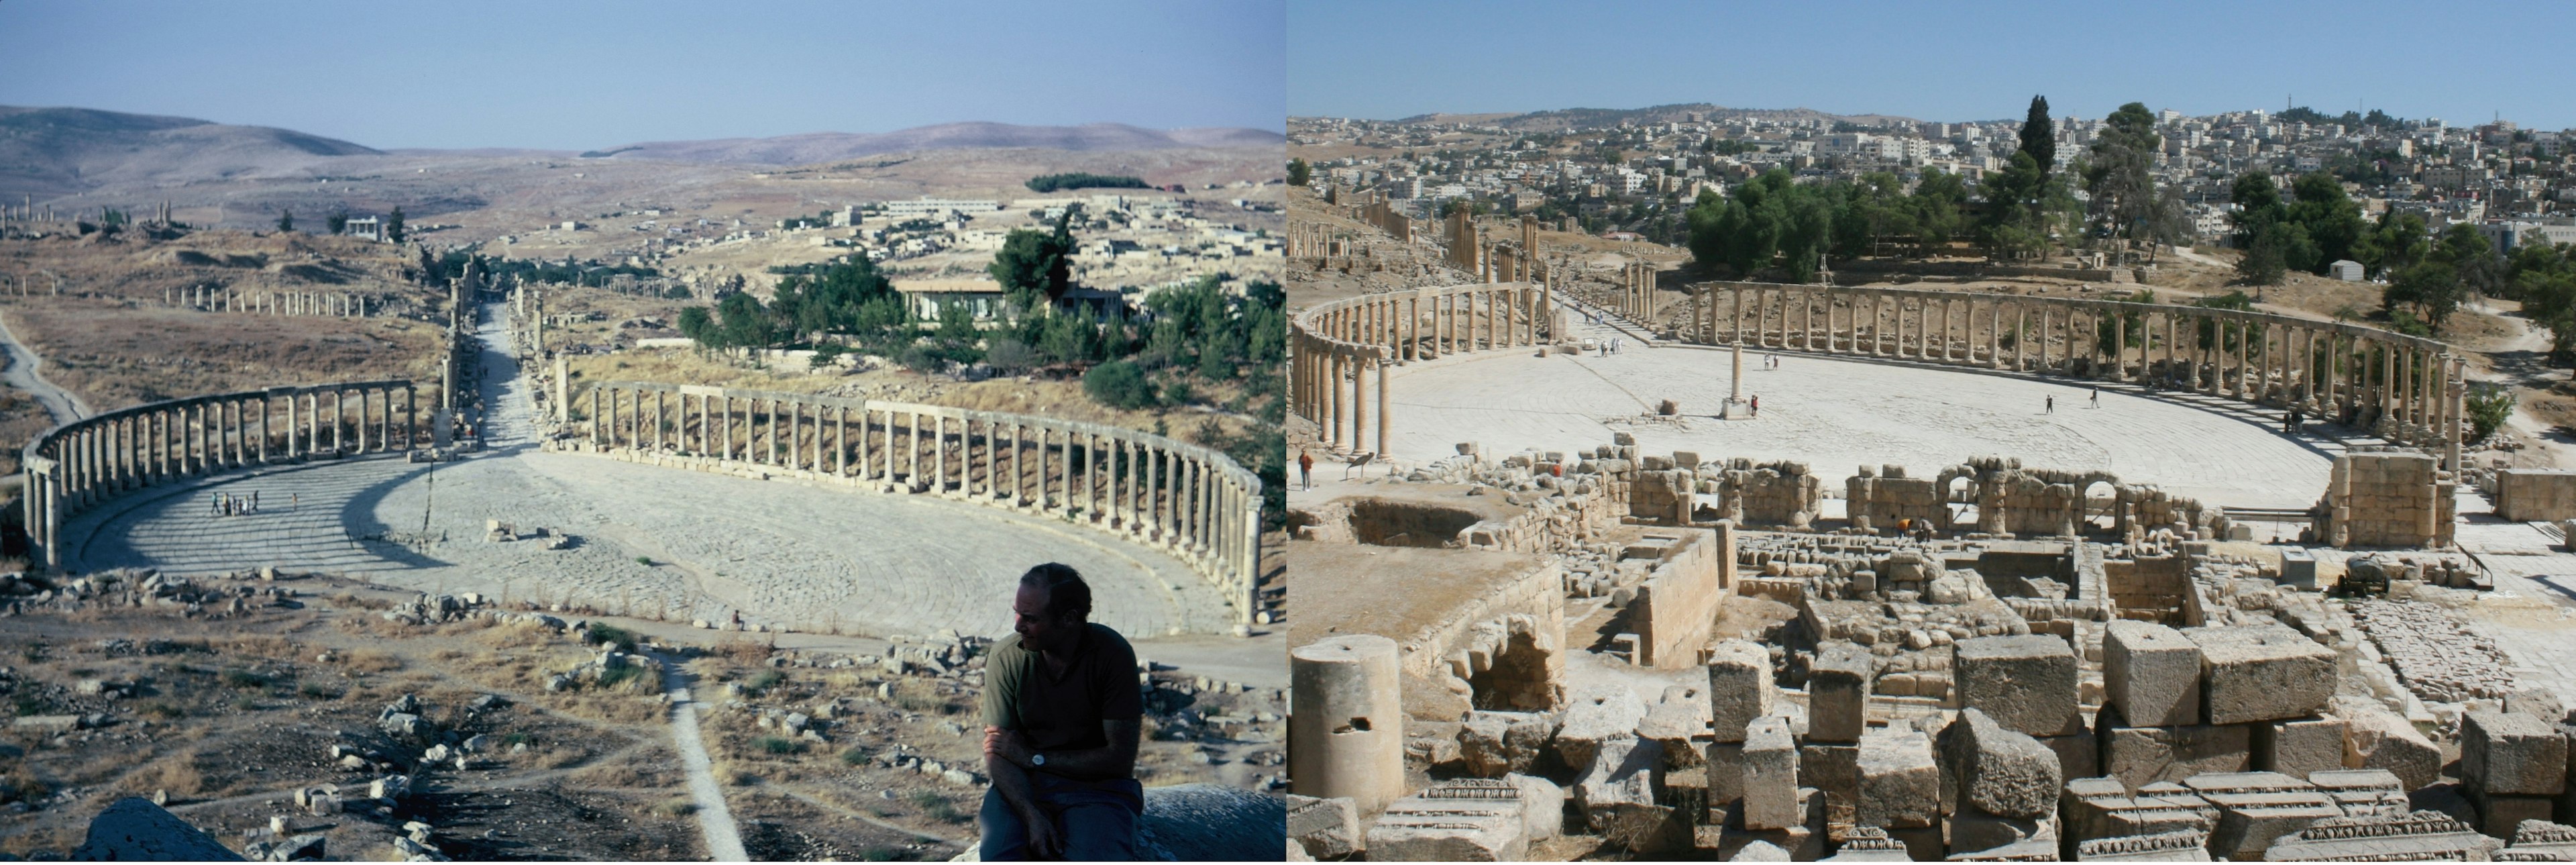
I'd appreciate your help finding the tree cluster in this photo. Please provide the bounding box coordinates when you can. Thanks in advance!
[1684,168,1969,283]
[2229,170,2368,287]
[1024,173,1150,193]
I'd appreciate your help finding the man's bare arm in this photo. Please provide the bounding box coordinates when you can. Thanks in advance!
[1025,719,1140,782]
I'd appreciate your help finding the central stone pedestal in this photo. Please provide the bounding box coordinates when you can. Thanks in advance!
[1719,399,1753,420]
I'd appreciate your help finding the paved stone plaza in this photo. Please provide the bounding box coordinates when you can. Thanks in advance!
[1381,319,2344,509]
[56,304,1232,640]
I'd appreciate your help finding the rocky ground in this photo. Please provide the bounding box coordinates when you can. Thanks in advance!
[0,566,1286,861]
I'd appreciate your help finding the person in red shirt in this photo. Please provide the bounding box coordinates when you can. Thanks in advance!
[1298,449,1313,491]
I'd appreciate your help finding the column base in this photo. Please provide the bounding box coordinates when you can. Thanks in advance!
[1719,399,1756,420]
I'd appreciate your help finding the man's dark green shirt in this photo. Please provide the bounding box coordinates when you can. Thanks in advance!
[981,623,1142,754]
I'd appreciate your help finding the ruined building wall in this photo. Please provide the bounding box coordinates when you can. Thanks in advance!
[1846,464,1945,531]
[2314,452,2457,548]
[1627,524,1733,668]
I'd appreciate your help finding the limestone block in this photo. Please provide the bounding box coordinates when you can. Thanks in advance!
[2184,624,2335,725]
[2463,711,2569,797]
[1953,635,2079,737]
[1459,711,1556,778]
[1573,737,1684,852]
[1743,716,1800,831]
[1557,686,1650,772]
[2473,791,2557,839]
[1509,774,1564,843]
[2096,705,2251,791]
[2104,620,2202,727]
[1940,708,2064,820]
[2041,731,2100,784]
[1707,742,1746,806]
[1366,794,1527,861]
[1285,795,1360,860]
[1856,726,1940,829]
[2251,715,2347,780]
[1709,640,1776,744]
[1945,809,2057,856]
[2333,696,2442,791]
[1638,684,1711,770]
[1798,744,1860,809]
[2074,829,2214,861]
[1807,641,1872,744]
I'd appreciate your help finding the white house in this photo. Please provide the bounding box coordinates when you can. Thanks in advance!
[2328,260,2365,281]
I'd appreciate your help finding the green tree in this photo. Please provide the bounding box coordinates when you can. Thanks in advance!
[2286,172,2365,273]
[327,210,350,236]
[2432,222,2505,300]
[1287,158,1311,187]
[2511,243,2576,357]
[2352,210,2430,276]
[716,291,773,357]
[276,209,294,233]
[2018,95,2056,179]
[2383,261,2462,329]
[386,207,407,242]
[676,305,718,355]
[2082,103,2162,252]
[989,208,1078,306]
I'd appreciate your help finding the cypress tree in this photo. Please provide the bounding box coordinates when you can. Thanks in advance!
[2019,95,2056,178]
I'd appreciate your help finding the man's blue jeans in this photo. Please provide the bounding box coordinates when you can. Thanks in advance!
[978,772,1143,861]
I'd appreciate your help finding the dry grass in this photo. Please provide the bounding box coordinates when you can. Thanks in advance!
[711,638,772,667]
[337,648,404,674]
[113,756,206,798]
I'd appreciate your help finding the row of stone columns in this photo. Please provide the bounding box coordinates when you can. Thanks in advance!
[1619,262,1656,323]
[1289,283,1551,457]
[1703,284,2463,448]
[19,380,419,568]
[166,285,370,317]
[578,384,1265,625]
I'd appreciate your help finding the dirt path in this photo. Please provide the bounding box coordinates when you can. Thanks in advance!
[0,308,91,424]
[653,650,748,861]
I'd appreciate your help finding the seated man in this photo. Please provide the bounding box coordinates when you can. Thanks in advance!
[979,563,1143,860]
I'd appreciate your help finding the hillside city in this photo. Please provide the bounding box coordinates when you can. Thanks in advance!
[1291,103,2575,261]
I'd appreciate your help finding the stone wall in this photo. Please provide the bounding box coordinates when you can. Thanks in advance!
[1847,464,1945,531]
[1625,525,1732,668]
[2312,452,2457,548]
[2494,468,2576,522]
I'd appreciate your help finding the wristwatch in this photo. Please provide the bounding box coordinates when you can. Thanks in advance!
[1029,753,1047,767]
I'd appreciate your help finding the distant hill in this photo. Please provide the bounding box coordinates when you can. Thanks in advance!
[582,121,1284,165]
[0,106,379,198]
[1373,103,1926,132]
[0,107,1283,201]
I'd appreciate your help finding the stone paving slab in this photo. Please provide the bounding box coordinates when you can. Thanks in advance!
[58,303,1233,641]
[1379,319,2341,510]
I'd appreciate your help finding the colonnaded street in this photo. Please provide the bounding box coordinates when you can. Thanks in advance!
[56,303,1237,641]
[1383,317,2341,510]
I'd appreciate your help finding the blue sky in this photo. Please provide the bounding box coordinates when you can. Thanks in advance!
[0,0,1285,150]
[1291,0,2576,130]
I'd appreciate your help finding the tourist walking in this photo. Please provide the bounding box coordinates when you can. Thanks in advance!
[2090,388,2100,409]
[2046,395,2055,413]
[1298,450,1313,491]
[1750,395,1760,417]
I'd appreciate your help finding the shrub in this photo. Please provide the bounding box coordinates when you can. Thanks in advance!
[1083,360,1157,410]
[757,736,806,756]
[588,624,637,652]
[2467,383,2517,444]
[653,797,698,817]
[839,747,869,766]
[745,670,786,695]
[220,668,270,689]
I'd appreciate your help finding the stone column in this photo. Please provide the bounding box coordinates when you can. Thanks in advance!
[1375,351,1391,458]
[1350,356,1370,453]
[1288,632,1405,811]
